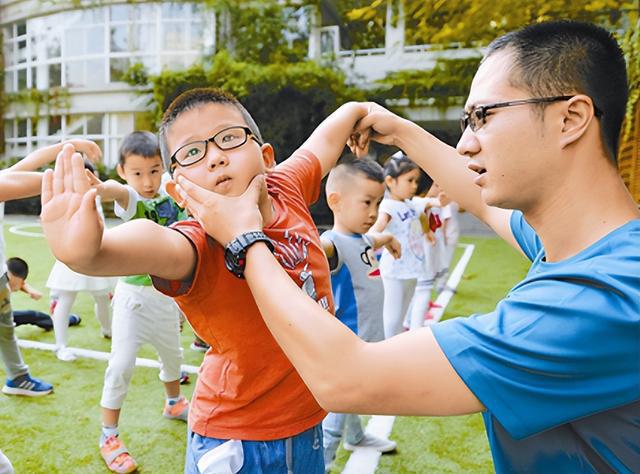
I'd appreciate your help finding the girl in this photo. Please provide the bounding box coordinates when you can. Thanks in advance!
[47,161,114,361]
[370,153,435,338]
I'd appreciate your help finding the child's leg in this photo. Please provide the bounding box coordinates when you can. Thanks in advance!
[381,278,416,338]
[343,414,365,445]
[0,449,14,474]
[51,290,77,348]
[13,309,54,331]
[322,412,347,468]
[92,292,112,338]
[409,277,435,329]
[0,276,29,379]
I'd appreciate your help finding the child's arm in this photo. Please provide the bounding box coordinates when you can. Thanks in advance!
[40,146,195,281]
[20,283,43,300]
[365,231,401,259]
[10,140,101,172]
[369,211,390,234]
[86,173,130,210]
[0,171,44,202]
[319,235,338,271]
[298,102,371,177]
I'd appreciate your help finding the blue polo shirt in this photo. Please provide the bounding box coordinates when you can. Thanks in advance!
[432,211,640,473]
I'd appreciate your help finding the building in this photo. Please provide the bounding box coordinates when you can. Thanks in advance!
[2,0,215,166]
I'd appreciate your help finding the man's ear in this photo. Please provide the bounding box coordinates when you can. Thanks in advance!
[326,191,341,212]
[559,94,596,150]
[261,143,276,169]
[116,163,126,181]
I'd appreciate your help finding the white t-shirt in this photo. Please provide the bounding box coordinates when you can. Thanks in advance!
[0,203,6,275]
[378,198,426,279]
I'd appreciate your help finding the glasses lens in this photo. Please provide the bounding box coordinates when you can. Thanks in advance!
[214,127,248,150]
[175,142,206,165]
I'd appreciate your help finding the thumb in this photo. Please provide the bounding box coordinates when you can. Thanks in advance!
[80,188,98,213]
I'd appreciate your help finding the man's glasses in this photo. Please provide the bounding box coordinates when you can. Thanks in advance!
[170,126,262,171]
[459,95,602,133]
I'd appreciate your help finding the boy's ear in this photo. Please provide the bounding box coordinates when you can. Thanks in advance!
[326,191,341,211]
[116,163,126,180]
[260,143,276,169]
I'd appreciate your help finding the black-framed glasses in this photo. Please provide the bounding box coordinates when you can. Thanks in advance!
[459,95,601,133]
[170,126,262,171]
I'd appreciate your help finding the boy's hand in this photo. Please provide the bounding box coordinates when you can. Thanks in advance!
[367,231,402,259]
[41,144,104,264]
[65,139,102,164]
[170,174,267,246]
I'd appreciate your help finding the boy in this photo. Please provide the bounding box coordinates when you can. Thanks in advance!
[320,159,398,470]
[41,88,374,472]
[7,257,81,331]
[88,131,189,473]
[1,139,97,396]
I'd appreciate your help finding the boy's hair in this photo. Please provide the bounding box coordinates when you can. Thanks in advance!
[326,159,384,194]
[119,131,161,166]
[7,257,28,279]
[384,152,418,179]
[158,88,263,171]
[485,20,627,162]
[83,159,96,174]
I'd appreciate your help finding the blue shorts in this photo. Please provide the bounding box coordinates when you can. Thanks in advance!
[185,423,324,474]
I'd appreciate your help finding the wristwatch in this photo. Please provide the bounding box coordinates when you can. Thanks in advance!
[224,231,275,279]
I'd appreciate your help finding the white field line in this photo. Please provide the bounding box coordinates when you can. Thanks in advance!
[9,223,44,237]
[342,243,475,474]
[16,339,201,374]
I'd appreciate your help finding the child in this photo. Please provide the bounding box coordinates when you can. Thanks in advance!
[47,159,114,362]
[41,88,374,473]
[6,257,80,331]
[88,131,189,473]
[320,159,398,470]
[369,153,435,338]
[436,195,461,294]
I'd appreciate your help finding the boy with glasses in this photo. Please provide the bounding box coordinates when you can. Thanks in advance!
[172,21,640,473]
[41,88,376,473]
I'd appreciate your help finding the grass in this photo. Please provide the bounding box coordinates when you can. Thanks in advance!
[1,221,530,473]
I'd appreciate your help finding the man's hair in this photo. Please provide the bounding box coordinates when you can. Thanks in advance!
[7,257,28,279]
[119,131,161,166]
[384,152,418,179]
[485,20,628,162]
[326,159,384,193]
[158,88,263,171]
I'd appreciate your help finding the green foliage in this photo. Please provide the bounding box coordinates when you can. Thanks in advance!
[621,11,640,139]
[6,88,71,131]
[127,51,367,161]
[375,57,482,106]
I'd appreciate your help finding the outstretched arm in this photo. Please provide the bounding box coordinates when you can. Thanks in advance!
[299,102,371,178]
[354,105,517,249]
[0,171,43,202]
[40,145,195,280]
[173,175,483,416]
[10,139,101,172]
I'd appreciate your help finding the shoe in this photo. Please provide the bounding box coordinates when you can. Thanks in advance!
[190,339,209,352]
[69,314,82,326]
[2,374,53,397]
[56,346,77,362]
[163,395,189,421]
[343,433,397,453]
[100,435,138,473]
[102,330,112,340]
[428,300,442,309]
[179,371,190,385]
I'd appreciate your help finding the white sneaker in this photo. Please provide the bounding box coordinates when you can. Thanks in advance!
[343,433,397,453]
[56,347,77,362]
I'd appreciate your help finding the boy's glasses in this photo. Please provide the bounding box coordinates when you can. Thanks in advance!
[459,95,597,133]
[170,126,262,171]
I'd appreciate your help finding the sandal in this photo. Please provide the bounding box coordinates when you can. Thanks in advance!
[100,435,138,473]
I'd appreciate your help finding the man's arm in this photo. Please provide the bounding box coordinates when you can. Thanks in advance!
[355,106,517,249]
[299,102,371,178]
[172,174,483,416]
[40,145,195,281]
[0,171,43,201]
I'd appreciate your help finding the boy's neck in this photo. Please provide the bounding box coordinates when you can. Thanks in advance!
[331,220,359,236]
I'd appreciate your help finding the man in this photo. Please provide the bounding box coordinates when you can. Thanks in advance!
[173,20,640,472]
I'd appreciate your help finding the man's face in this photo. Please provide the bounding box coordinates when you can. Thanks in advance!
[7,272,23,292]
[333,175,385,234]
[117,154,163,199]
[167,103,274,197]
[456,51,561,211]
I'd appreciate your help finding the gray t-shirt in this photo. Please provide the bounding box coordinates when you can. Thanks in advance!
[322,229,384,342]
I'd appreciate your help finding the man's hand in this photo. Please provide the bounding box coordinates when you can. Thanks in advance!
[348,103,408,158]
[169,174,268,246]
[40,144,104,265]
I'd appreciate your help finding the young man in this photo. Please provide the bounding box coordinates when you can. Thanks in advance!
[173,21,640,473]
[40,88,376,473]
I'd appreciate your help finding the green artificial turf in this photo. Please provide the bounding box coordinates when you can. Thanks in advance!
[1,222,530,473]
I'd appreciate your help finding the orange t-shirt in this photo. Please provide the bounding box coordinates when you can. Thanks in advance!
[152,150,334,440]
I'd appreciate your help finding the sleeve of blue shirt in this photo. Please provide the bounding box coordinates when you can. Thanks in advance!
[431,211,640,439]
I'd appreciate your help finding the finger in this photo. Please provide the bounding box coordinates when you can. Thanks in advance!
[71,152,90,194]
[165,181,185,208]
[244,174,266,204]
[85,169,101,186]
[52,148,67,195]
[80,188,98,213]
[175,175,210,205]
[41,169,53,206]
